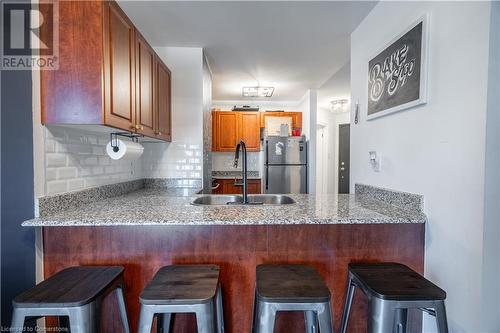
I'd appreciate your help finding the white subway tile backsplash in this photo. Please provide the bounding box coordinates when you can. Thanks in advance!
[57,167,78,179]
[46,153,67,167]
[212,152,260,171]
[45,168,57,181]
[67,179,85,191]
[46,180,68,195]
[42,126,142,195]
[41,126,203,196]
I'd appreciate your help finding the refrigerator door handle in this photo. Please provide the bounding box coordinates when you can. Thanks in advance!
[265,140,269,164]
[265,167,269,190]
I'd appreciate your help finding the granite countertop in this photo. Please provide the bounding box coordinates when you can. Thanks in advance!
[23,188,427,227]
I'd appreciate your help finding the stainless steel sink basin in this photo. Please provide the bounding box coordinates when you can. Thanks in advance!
[191,194,296,206]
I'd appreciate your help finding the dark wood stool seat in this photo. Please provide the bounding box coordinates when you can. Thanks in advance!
[340,262,449,333]
[11,266,130,333]
[14,266,124,308]
[253,264,333,333]
[140,265,220,305]
[256,264,331,303]
[348,263,446,301]
[137,264,224,333]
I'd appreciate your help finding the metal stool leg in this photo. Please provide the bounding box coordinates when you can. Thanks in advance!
[68,303,94,333]
[137,305,155,333]
[156,313,171,333]
[163,313,172,333]
[394,308,408,333]
[115,287,130,333]
[368,299,395,333]
[317,302,333,333]
[304,310,317,333]
[195,300,216,333]
[254,301,276,333]
[435,302,449,333]
[340,278,356,333]
[216,284,225,333]
[10,308,26,332]
[251,290,258,333]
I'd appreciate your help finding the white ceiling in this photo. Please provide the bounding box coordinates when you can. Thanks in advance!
[119,1,376,102]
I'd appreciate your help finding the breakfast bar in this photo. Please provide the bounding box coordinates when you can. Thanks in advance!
[23,183,426,333]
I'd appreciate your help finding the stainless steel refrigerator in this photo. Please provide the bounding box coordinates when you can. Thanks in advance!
[264,136,307,194]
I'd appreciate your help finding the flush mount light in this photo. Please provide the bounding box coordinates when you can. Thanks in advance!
[242,86,275,97]
[330,99,350,113]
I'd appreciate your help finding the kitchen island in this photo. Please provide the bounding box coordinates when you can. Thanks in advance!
[24,183,425,333]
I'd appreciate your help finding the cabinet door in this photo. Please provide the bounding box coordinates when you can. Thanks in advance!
[237,112,261,151]
[103,1,135,131]
[212,111,218,151]
[156,58,172,141]
[135,32,156,137]
[291,112,302,129]
[217,112,238,151]
[247,180,262,194]
[222,179,241,194]
[260,112,302,129]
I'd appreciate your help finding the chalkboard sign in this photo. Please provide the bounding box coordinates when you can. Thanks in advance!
[367,17,428,119]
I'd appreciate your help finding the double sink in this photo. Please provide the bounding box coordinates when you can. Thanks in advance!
[191,194,296,206]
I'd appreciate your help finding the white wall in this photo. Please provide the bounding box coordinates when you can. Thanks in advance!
[482,1,500,330]
[297,90,318,194]
[143,47,204,180]
[351,2,495,332]
[318,62,351,194]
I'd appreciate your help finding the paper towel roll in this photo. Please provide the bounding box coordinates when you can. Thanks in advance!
[106,139,144,161]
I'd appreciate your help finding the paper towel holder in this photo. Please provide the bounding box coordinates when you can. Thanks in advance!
[110,132,143,153]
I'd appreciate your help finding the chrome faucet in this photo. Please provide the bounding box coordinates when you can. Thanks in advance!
[234,140,248,204]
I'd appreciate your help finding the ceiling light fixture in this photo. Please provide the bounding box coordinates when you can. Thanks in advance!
[242,86,275,98]
[330,99,350,113]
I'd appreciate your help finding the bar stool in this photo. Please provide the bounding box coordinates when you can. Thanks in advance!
[252,264,333,333]
[340,262,448,333]
[137,264,224,333]
[11,266,130,333]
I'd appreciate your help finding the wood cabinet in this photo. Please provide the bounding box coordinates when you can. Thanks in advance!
[212,111,261,152]
[238,112,261,150]
[156,59,172,141]
[259,112,302,129]
[135,31,155,137]
[40,1,172,142]
[212,179,261,194]
[214,112,239,151]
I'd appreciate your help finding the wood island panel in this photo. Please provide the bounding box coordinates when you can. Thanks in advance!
[43,224,424,333]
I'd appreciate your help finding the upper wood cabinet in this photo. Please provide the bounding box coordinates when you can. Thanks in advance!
[156,59,172,141]
[238,112,261,150]
[135,31,156,137]
[214,112,239,151]
[212,111,261,152]
[40,1,172,142]
[103,1,136,131]
[259,112,302,129]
